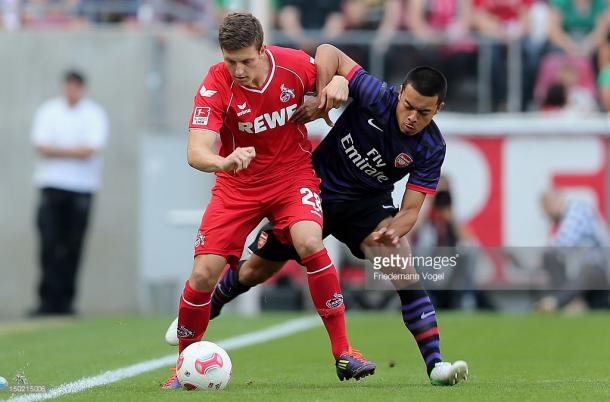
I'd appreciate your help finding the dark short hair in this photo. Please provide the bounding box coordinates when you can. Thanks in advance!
[402,66,447,103]
[218,13,264,51]
[63,70,86,86]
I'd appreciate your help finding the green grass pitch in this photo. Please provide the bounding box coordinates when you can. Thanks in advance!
[1,312,609,401]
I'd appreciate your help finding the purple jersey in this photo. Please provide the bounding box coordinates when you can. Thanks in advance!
[313,66,446,202]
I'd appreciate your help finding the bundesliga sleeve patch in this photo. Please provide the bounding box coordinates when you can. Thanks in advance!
[192,107,211,126]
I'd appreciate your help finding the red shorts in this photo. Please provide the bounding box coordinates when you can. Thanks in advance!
[194,171,323,266]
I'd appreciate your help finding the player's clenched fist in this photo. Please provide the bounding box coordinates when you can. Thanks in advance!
[222,146,256,173]
[319,76,349,112]
[292,76,349,127]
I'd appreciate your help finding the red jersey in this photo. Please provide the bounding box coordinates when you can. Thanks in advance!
[188,45,317,186]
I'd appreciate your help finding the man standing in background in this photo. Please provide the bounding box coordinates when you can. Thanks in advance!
[30,70,109,317]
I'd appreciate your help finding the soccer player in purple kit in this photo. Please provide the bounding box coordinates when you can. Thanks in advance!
[166,44,469,385]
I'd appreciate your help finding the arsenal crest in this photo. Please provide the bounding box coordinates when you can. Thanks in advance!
[257,231,269,249]
[394,153,413,168]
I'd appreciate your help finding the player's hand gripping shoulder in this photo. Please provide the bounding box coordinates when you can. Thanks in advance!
[221,146,256,173]
[291,76,348,127]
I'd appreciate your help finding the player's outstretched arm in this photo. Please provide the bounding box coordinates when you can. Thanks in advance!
[372,189,427,246]
[187,128,255,173]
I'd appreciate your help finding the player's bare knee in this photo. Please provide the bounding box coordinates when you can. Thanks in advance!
[294,236,323,257]
[189,266,218,292]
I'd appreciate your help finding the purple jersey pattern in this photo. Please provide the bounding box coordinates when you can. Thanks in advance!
[312,68,446,203]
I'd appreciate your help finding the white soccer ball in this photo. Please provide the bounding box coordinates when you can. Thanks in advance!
[176,341,232,391]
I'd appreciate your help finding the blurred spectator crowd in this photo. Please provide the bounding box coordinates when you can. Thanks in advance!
[4,0,610,111]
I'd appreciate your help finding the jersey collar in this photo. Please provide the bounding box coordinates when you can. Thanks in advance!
[238,48,276,94]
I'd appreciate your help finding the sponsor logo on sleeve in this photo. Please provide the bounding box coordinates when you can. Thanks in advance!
[192,107,211,126]
[199,85,217,97]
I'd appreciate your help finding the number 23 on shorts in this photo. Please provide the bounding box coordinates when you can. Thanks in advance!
[300,187,322,218]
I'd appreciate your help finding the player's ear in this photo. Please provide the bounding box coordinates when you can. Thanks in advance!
[436,102,445,114]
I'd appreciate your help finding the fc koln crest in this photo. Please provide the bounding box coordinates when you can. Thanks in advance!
[279,84,295,102]
[194,230,205,248]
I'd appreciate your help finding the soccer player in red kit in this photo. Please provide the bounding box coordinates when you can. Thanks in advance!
[161,13,375,388]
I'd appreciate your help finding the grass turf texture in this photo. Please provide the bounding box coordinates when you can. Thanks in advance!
[1,312,609,401]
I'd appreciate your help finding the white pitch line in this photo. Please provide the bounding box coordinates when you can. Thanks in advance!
[7,315,320,402]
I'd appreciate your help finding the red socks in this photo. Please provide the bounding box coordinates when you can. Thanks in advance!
[302,249,350,358]
[177,280,212,353]
[176,250,349,359]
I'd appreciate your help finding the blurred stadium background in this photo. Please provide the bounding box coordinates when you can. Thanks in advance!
[2,0,610,399]
[0,0,610,401]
